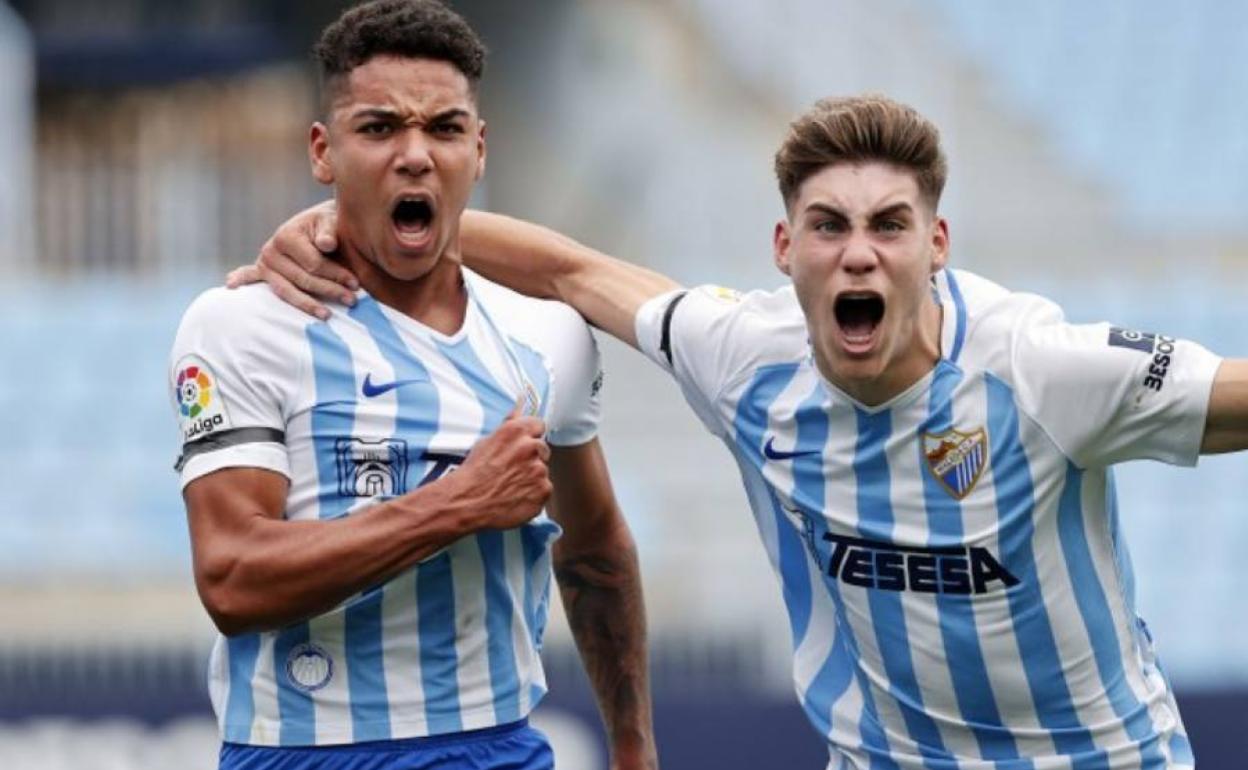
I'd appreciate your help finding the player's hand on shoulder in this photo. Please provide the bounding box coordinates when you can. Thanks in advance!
[225,199,358,320]
[451,402,553,530]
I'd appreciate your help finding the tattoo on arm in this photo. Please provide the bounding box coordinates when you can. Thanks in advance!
[554,540,656,767]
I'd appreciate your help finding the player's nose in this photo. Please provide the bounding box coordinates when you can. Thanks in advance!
[840,230,879,274]
[394,129,433,177]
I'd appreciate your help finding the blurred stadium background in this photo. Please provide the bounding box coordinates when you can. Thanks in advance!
[1,0,1245,767]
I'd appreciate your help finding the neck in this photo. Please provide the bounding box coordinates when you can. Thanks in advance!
[341,244,468,335]
[816,296,944,407]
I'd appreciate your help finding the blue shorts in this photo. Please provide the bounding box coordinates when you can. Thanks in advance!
[218,719,553,770]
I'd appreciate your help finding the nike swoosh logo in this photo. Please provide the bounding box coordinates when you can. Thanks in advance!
[362,373,425,398]
[763,437,820,461]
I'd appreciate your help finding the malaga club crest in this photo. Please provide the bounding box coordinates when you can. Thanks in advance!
[922,427,988,500]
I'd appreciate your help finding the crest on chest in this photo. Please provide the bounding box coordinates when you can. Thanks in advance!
[922,427,989,500]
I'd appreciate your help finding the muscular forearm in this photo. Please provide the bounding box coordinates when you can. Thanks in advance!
[188,467,498,636]
[460,210,679,347]
[554,522,656,769]
[208,493,474,634]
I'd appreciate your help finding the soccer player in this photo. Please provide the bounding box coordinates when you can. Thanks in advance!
[171,2,656,769]
[244,94,1248,769]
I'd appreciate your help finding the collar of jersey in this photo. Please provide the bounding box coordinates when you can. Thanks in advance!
[812,358,941,415]
[933,268,965,364]
[350,285,478,345]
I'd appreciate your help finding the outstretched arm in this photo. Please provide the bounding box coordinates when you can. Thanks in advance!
[459,210,680,348]
[231,203,682,347]
[1202,359,1248,453]
[546,439,657,770]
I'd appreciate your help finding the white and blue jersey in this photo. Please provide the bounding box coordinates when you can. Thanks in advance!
[635,270,1222,770]
[169,271,602,747]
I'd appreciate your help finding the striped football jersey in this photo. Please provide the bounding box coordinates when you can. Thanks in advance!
[169,271,602,746]
[635,269,1221,770]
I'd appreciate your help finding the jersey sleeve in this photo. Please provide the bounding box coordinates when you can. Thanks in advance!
[634,285,757,436]
[542,308,604,447]
[169,287,294,487]
[1010,303,1222,468]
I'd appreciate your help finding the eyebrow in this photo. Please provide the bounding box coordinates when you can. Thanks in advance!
[802,201,915,219]
[348,107,472,123]
[870,202,915,219]
[803,202,849,219]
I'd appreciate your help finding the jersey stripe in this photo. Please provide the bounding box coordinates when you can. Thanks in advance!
[351,297,450,737]
[1056,463,1167,767]
[437,335,523,725]
[416,553,462,733]
[944,270,967,363]
[984,373,1106,765]
[788,381,859,739]
[272,321,359,745]
[510,333,558,711]
[272,624,314,745]
[730,366,897,766]
[853,408,951,766]
[520,524,553,708]
[920,363,1021,763]
[223,634,261,743]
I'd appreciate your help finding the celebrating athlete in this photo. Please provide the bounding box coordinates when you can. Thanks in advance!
[243,95,1248,768]
[171,2,655,769]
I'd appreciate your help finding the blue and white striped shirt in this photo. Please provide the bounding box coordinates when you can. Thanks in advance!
[170,272,602,746]
[636,269,1221,770]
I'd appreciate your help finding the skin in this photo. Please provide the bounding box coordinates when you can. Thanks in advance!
[773,162,948,405]
[203,54,657,770]
[310,55,485,331]
[228,159,1248,451]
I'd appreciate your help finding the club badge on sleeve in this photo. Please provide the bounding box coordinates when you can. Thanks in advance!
[174,355,233,443]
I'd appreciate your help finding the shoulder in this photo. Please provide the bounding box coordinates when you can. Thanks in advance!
[172,284,320,392]
[948,269,1066,367]
[680,282,809,362]
[177,284,314,340]
[640,282,808,404]
[467,271,594,355]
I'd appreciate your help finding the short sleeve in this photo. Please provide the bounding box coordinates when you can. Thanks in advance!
[635,284,768,436]
[1011,308,1221,468]
[169,287,293,487]
[543,314,604,447]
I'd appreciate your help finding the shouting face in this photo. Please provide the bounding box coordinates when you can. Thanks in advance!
[311,55,486,285]
[774,161,949,406]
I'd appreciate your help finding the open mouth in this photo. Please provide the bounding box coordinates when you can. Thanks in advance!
[833,292,885,349]
[391,196,435,241]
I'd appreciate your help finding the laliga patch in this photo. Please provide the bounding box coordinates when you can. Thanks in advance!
[923,427,988,500]
[698,285,743,304]
[175,355,233,443]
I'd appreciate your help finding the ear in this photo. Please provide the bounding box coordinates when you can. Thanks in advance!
[474,120,487,181]
[773,218,794,276]
[929,216,949,274]
[310,122,334,185]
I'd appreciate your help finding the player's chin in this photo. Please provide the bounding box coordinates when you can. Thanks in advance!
[377,249,439,283]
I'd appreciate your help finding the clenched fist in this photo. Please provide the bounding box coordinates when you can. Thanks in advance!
[446,406,553,531]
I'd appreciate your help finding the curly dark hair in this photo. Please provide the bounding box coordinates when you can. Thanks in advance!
[314,0,487,104]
